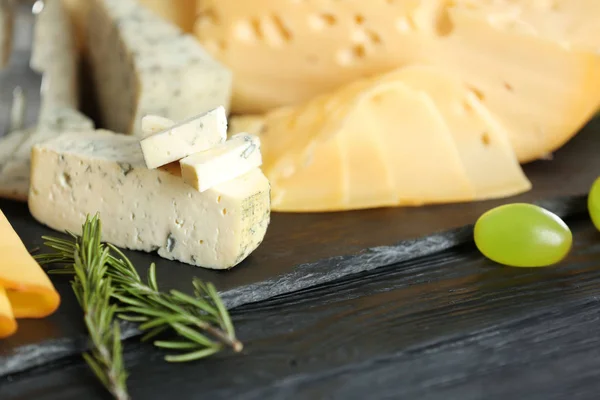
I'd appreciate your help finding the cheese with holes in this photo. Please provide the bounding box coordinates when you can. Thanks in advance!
[378,66,531,200]
[28,131,271,269]
[87,0,232,136]
[0,209,60,320]
[140,107,227,169]
[180,133,262,192]
[195,0,600,162]
[253,67,534,211]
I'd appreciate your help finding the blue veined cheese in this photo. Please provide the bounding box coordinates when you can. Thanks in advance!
[0,110,94,201]
[87,0,233,136]
[180,133,262,192]
[140,106,227,169]
[28,131,271,269]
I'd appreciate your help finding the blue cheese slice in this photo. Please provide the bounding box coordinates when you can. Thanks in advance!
[28,131,271,269]
[140,107,227,169]
[180,133,262,192]
[87,0,233,136]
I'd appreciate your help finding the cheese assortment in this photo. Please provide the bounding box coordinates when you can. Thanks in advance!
[180,133,262,192]
[140,107,227,169]
[0,0,93,202]
[193,0,600,163]
[28,131,271,270]
[0,210,61,338]
[86,0,232,136]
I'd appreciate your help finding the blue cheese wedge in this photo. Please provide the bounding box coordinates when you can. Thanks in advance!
[140,107,227,169]
[180,133,263,192]
[28,131,271,269]
[87,0,232,136]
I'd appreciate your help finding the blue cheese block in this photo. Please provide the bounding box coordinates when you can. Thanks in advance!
[87,0,233,136]
[28,131,271,269]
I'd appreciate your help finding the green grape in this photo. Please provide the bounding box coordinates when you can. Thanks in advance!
[474,203,572,267]
[589,177,600,231]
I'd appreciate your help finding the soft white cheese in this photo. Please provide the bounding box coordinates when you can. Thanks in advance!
[140,107,227,169]
[180,133,262,192]
[28,131,271,269]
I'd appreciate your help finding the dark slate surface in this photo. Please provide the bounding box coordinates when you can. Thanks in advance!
[0,118,597,377]
[1,214,599,400]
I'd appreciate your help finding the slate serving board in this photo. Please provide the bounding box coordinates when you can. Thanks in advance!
[0,117,598,377]
[1,0,599,380]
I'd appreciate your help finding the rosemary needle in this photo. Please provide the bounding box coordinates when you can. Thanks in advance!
[36,214,242,398]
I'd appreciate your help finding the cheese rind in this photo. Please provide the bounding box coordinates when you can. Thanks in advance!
[180,133,262,192]
[87,0,232,136]
[140,106,227,169]
[28,132,270,269]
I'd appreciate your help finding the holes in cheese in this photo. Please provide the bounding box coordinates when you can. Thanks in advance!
[0,210,60,326]
[251,65,535,212]
[195,0,600,162]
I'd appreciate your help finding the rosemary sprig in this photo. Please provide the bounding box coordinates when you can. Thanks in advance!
[36,214,242,366]
[35,216,130,400]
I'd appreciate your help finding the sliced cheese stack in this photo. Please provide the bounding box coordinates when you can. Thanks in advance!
[28,128,270,270]
[0,210,61,338]
[231,65,532,212]
[86,0,232,136]
[140,108,263,192]
[195,0,600,162]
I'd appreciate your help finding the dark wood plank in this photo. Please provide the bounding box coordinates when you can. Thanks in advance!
[0,118,597,375]
[1,215,599,400]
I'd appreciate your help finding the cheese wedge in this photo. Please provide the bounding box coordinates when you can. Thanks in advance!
[0,209,60,319]
[180,133,262,192]
[29,131,271,269]
[87,0,232,136]
[140,107,227,169]
[379,66,531,199]
[195,0,600,162]
[262,75,483,211]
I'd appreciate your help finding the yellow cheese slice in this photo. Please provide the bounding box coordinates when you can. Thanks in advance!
[380,66,532,199]
[0,286,17,339]
[0,210,60,319]
[195,0,600,162]
[266,76,477,212]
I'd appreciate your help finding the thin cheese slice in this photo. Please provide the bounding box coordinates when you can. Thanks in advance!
[140,107,227,169]
[0,209,60,319]
[383,66,531,199]
[0,286,17,339]
[266,76,476,212]
[180,133,262,192]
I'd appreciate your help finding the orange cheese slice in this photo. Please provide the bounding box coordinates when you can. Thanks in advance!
[0,209,60,324]
[0,286,17,339]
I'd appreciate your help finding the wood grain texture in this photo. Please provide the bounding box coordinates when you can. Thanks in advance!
[0,118,598,376]
[1,215,599,399]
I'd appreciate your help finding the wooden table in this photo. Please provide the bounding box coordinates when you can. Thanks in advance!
[1,213,599,399]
